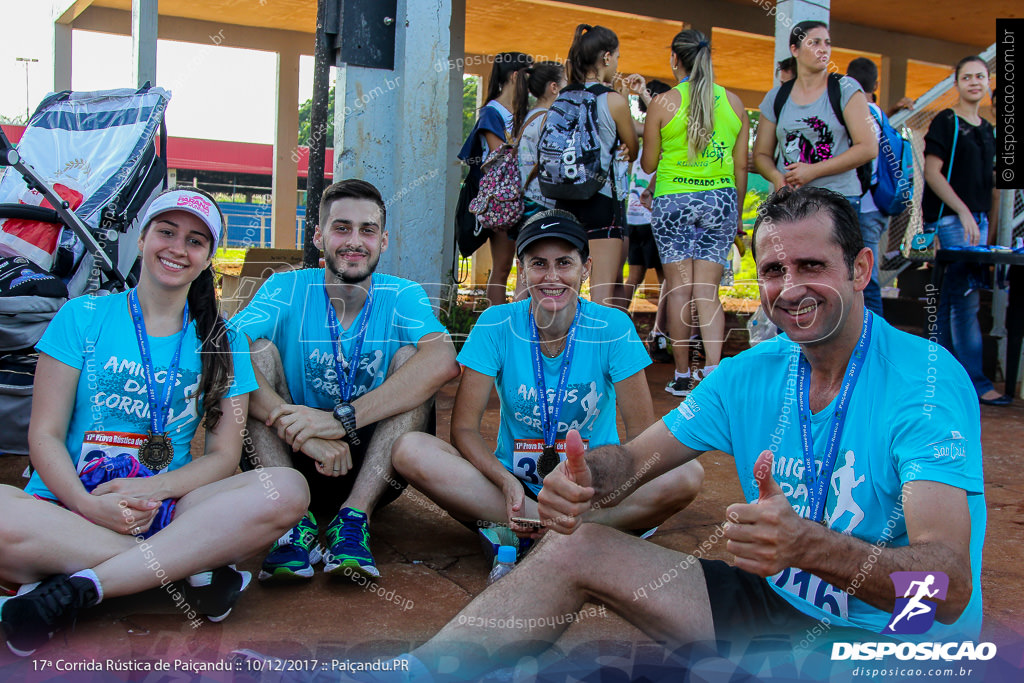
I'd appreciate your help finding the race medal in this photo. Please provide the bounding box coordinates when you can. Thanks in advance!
[127,289,189,473]
[530,302,581,481]
[139,431,174,471]
[538,445,560,478]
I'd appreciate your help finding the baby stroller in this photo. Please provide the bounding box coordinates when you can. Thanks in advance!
[0,86,170,455]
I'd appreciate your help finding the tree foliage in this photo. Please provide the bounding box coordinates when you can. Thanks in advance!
[463,76,479,141]
[298,88,335,147]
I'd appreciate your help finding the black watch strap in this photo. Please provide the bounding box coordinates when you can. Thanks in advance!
[335,402,361,446]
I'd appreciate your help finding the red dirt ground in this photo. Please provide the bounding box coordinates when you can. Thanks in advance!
[0,362,1021,680]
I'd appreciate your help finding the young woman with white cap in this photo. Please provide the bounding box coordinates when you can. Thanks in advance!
[0,187,308,656]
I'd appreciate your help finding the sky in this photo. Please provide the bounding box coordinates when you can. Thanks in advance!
[0,0,328,144]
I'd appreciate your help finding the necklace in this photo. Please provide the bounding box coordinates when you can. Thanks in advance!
[540,335,567,358]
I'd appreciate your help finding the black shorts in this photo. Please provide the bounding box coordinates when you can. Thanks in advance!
[627,223,662,269]
[556,193,624,240]
[698,559,885,649]
[292,407,436,524]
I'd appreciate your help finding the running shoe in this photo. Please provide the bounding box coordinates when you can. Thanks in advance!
[185,565,252,622]
[323,507,379,579]
[648,334,673,364]
[479,525,518,563]
[0,574,98,656]
[258,512,322,582]
[665,375,692,397]
[695,365,718,382]
[479,525,534,567]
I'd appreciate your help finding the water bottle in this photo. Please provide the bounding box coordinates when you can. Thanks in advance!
[487,545,517,584]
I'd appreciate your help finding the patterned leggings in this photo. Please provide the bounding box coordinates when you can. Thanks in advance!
[651,188,737,265]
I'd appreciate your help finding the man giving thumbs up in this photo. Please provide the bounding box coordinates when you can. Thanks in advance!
[406,187,984,680]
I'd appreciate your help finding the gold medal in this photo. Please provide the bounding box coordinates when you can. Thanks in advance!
[138,431,173,471]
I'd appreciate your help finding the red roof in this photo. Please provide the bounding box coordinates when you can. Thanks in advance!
[1,124,333,179]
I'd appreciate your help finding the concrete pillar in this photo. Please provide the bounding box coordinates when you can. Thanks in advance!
[879,54,908,112]
[773,0,830,82]
[53,22,72,91]
[272,48,300,249]
[447,0,467,298]
[131,0,158,88]
[333,0,459,298]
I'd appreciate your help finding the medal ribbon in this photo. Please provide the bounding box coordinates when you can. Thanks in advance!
[324,282,374,403]
[127,288,190,436]
[530,302,581,449]
[795,308,873,524]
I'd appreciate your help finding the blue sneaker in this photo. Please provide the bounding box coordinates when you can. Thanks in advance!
[478,525,518,563]
[323,507,379,579]
[258,512,322,582]
[479,525,532,567]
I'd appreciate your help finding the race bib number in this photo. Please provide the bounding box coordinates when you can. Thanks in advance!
[512,438,588,486]
[771,567,849,619]
[78,431,147,474]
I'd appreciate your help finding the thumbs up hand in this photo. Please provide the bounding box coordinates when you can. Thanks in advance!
[563,429,592,489]
[723,450,810,577]
[537,429,595,535]
[754,449,785,502]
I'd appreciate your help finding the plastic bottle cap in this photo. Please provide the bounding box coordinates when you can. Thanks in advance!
[497,545,517,564]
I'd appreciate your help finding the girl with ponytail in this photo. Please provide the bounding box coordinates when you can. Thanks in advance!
[458,51,534,308]
[557,24,638,311]
[640,29,748,398]
[0,188,308,655]
[518,61,566,218]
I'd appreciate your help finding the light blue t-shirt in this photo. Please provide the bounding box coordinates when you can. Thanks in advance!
[27,290,258,499]
[664,312,985,641]
[457,299,650,495]
[231,269,447,412]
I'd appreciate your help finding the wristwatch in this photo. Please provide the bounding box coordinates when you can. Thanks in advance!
[332,402,361,446]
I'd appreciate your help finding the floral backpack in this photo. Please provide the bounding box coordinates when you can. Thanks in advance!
[469,110,545,232]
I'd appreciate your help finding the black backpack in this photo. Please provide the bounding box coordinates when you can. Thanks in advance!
[773,73,871,194]
[537,83,614,201]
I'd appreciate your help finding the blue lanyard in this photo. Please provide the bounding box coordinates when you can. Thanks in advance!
[127,289,189,435]
[324,283,374,403]
[529,302,581,447]
[795,308,873,524]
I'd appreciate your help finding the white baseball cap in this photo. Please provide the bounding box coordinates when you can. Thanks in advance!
[140,189,223,252]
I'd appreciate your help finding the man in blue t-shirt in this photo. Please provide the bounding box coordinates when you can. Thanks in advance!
[403,186,985,679]
[232,179,460,582]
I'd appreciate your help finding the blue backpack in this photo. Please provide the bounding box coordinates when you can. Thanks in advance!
[867,106,914,216]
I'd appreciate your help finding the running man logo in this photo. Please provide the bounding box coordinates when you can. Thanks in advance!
[884,571,949,635]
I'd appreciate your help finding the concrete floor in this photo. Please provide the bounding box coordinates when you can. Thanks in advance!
[0,361,1022,681]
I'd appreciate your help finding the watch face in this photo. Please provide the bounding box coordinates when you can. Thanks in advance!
[334,403,353,420]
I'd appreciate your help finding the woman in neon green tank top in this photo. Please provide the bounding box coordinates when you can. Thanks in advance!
[640,29,749,397]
